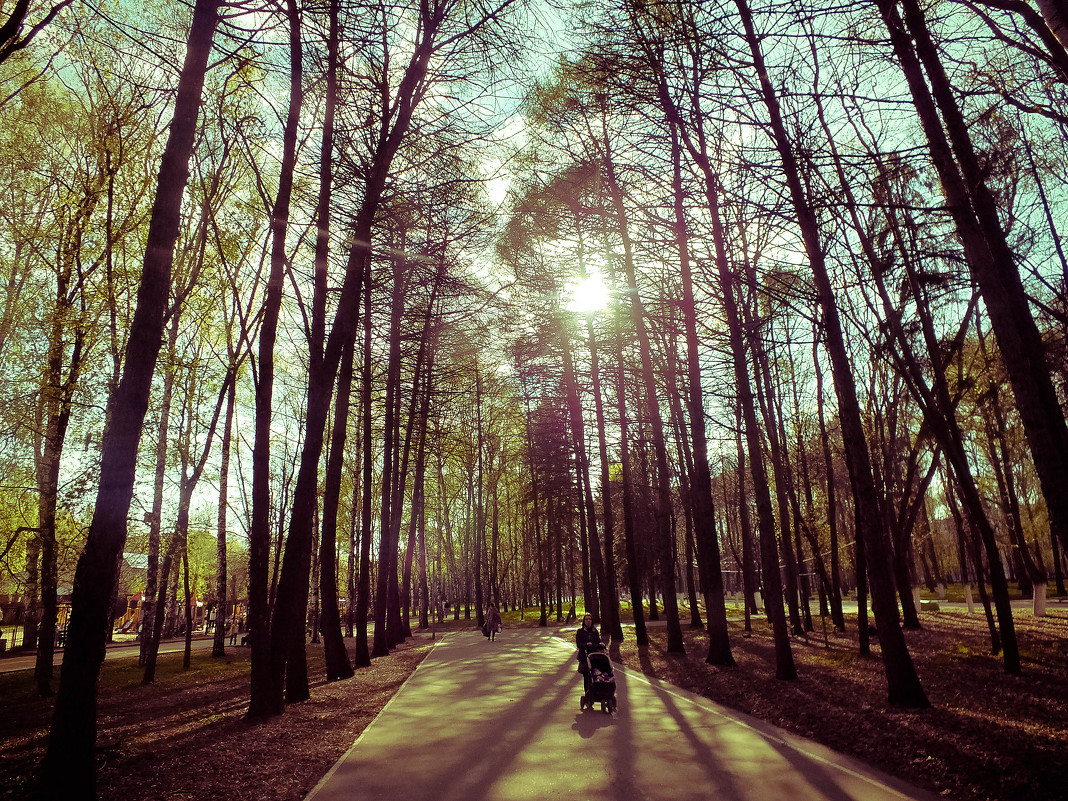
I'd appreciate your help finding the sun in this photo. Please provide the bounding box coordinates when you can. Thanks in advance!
[565,271,611,314]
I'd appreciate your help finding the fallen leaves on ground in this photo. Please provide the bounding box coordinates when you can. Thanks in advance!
[3,609,1065,801]
[0,635,433,801]
[606,609,1068,801]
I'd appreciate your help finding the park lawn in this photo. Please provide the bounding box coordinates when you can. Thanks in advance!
[2,608,1065,800]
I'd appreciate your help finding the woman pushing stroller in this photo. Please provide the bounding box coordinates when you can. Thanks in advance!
[576,614,601,694]
[576,613,617,713]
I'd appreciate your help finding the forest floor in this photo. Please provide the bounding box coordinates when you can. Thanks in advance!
[606,605,1068,801]
[0,634,434,801]
[1,606,1065,800]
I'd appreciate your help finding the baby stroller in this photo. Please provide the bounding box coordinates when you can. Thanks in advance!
[580,646,617,714]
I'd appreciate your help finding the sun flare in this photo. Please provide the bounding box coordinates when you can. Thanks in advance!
[566,272,610,314]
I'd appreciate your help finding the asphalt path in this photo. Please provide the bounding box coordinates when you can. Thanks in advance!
[306,629,937,801]
[0,635,217,674]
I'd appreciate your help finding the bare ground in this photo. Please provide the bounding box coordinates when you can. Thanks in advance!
[606,608,1068,801]
[1,634,434,801]
[1,608,1065,800]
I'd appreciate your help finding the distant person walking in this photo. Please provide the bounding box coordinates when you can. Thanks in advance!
[228,617,239,646]
[486,604,502,641]
[575,614,601,694]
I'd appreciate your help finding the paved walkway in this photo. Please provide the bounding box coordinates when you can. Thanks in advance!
[306,629,937,801]
[0,635,216,674]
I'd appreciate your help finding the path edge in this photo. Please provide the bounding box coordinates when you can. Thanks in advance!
[548,632,940,801]
[304,633,451,800]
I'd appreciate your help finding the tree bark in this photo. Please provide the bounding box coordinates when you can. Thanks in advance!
[734,424,758,632]
[251,0,303,717]
[745,301,805,638]
[41,2,221,792]
[354,269,375,668]
[735,0,926,705]
[668,120,733,665]
[319,339,355,681]
[720,259,797,680]
[212,376,235,658]
[812,330,845,631]
[559,306,608,629]
[140,316,180,666]
[269,0,443,697]
[609,262,648,646]
[599,105,684,654]
[145,369,230,680]
[372,247,410,657]
[585,312,624,641]
[33,267,87,695]
[885,0,1068,565]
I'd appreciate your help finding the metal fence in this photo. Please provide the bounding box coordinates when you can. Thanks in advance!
[0,623,26,652]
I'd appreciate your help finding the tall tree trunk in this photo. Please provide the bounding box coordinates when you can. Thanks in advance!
[810,81,924,636]
[319,339,355,681]
[373,248,409,657]
[389,364,419,647]
[354,259,376,668]
[983,356,1043,591]
[735,0,926,705]
[610,265,647,646]
[637,43,784,667]
[947,477,1001,651]
[348,465,359,638]
[145,371,229,680]
[474,365,486,628]
[313,0,350,683]
[721,265,796,680]
[559,305,607,628]
[405,343,434,634]
[785,335,834,622]
[391,288,438,641]
[310,514,321,645]
[182,548,192,668]
[212,376,235,658]
[1052,518,1068,596]
[140,317,180,666]
[142,546,175,686]
[812,330,845,631]
[585,312,623,641]
[518,374,548,628]
[745,306,805,637]
[882,0,1068,564]
[270,0,442,690]
[33,275,86,695]
[852,145,1021,673]
[599,106,684,653]
[418,451,431,628]
[668,120,733,665]
[41,2,221,792]
[735,424,757,633]
[252,0,303,717]
[554,492,564,621]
